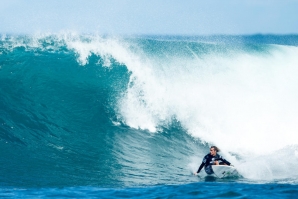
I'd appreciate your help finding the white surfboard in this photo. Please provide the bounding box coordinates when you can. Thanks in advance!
[211,165,238,178]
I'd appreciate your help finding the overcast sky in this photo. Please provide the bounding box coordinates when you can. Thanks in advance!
[1,0,298,35]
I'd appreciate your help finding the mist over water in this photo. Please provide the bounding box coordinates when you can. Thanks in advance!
[1,33,298,188]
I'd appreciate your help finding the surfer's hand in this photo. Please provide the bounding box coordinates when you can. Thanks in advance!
[230,164,234,167]
[193,172,198,175]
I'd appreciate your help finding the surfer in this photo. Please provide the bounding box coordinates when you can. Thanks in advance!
[194,146,232,175]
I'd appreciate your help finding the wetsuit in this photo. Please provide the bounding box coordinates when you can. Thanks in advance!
[196,154,231,174]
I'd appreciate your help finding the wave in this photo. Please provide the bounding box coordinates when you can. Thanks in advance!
[1,33,298,186]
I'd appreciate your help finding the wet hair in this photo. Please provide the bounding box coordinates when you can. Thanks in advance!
[210,146,220,152]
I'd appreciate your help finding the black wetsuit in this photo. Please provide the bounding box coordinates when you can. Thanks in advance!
[197,154,231,174]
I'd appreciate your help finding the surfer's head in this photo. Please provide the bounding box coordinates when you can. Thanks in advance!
[210,146,220,156]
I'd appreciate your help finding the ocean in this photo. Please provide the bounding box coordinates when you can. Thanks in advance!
[1,33,298,198]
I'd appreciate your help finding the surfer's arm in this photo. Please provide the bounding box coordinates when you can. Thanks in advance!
[217,157,231,166]
[196,162,205,173]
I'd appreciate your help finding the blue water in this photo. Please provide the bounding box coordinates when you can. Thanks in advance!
[1,34,298,198]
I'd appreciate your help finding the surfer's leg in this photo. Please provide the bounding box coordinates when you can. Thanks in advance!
[204,165,214,174]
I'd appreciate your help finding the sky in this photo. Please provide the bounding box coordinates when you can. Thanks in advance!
[1,0,298,35]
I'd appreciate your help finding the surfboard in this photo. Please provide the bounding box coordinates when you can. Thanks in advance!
[211,165,238,178]
[195,165,238,178]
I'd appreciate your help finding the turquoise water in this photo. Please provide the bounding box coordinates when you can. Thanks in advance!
[1,34,298,198]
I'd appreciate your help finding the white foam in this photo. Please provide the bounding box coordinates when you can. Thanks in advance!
[117,44,298,155]
[237,145,298,181]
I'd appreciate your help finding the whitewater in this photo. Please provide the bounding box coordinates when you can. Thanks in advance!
[1,33,298,198]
